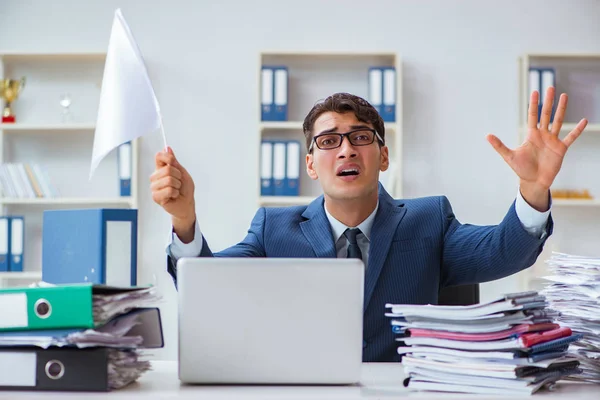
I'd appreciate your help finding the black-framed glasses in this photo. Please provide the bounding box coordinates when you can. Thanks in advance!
[309,128,384,152]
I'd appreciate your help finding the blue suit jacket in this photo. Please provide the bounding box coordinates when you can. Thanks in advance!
[167,186,552,362]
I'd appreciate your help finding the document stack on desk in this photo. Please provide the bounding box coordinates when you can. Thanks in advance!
[541,252,600,383]
[0,283,163,391]
[385,291,583,395]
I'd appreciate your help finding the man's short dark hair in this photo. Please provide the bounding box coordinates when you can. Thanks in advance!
[302,92,385,152]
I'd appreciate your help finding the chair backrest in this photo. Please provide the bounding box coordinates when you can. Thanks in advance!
[438,284,480,306]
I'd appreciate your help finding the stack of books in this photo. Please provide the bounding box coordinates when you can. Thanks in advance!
[0,283,163,391]
[542,252,600,383]
[385,291,583,395]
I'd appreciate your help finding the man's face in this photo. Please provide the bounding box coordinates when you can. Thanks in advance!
[306,111,389,201]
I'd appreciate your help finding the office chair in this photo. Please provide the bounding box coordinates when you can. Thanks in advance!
[438,284,480,306]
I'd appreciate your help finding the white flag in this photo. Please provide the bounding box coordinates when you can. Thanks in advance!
[90,8,165,179]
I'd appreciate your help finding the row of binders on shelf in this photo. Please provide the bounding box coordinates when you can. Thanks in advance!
[261,66,288,121]
[260,140,301,196]
[2,208,137,284]
[0,215,24,272]
[529,67,556,122]
[260,65,397,122]
[0,163,59,199]
[368,67,396,122]
[386,291,583,395]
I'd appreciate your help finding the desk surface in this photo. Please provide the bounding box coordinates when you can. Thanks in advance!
[0,361,597,399]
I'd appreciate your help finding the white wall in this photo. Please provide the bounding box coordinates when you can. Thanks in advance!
[1,0,599,360]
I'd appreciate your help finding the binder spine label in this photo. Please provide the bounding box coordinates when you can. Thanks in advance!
[0,352,36,386]
[0,293,28,328]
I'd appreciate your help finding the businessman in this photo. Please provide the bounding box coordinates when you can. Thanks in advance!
[151,89,587,362]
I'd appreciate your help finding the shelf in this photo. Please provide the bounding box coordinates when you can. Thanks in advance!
[0,123,96,132]
[260,121,397,131]
[525,53,600,60]
[0,52,106,61]
[0,197,135,206]
[260,51,397,58]
[261,121,303,130]
[0,271,42,280]
[553,199,600,207]
[259,196,315,206]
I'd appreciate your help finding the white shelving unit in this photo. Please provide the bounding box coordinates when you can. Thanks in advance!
[0,123,98,131]
[0,51,139,286]
[258,51,402,207]
[517,52,600,290]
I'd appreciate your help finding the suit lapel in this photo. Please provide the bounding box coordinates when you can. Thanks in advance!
[300,196,337,258]
[365,188,407,311]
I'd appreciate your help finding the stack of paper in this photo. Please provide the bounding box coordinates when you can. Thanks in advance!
[386,291,583,395]
[0,283,164,391]
[541,252,600,383]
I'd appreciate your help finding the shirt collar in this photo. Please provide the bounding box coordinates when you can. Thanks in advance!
[324,201,379,243]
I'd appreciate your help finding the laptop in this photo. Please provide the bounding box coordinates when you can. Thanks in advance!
[176,257,364,384]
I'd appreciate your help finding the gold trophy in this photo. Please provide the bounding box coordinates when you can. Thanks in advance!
[0,77,26,123]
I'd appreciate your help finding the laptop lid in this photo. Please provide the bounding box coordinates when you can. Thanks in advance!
[177,257,364,384]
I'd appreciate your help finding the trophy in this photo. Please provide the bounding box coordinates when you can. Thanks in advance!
[0,77,26,123]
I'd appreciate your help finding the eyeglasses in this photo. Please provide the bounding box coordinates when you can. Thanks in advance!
[309,128,384,152]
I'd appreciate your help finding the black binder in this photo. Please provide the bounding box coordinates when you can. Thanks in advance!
[0,347,110,391]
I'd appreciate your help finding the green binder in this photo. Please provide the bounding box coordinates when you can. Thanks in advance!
[0,283,153,331]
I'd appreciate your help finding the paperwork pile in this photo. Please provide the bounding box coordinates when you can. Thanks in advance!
[541,252,600,383]
[386,291,582,395]
[0,283,163,391]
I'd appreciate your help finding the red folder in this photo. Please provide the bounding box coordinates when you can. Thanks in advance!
[408,323,560,342]
[517,327,572,348]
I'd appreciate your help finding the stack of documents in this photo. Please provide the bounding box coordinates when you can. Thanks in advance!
[386,291,583,395]
[541,252,600,383]
[0,283,163,391]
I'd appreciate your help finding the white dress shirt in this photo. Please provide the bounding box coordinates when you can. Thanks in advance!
[324,202,378,269]
[168,189,551,268]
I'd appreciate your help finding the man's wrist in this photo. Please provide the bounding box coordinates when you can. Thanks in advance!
[172,215,196,244]
[519,181,550,212]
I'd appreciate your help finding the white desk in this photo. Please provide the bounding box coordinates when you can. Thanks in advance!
[0,362,597,399]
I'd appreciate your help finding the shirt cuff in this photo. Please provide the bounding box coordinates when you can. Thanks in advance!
[515,188,552,239]
[166,220,204,262]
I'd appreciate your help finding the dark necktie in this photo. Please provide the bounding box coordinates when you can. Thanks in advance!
[344,228,363,260]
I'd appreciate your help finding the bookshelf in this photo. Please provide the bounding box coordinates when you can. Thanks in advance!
[517,52,600,290]
[0,51,138,286]
[258,51,403,207]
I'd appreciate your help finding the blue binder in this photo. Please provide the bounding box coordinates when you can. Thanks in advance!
[260,140,274,196]
[272,141,286,196]
[368,67,383,116]
[381,67,396,122]
[261,67,274,121]
[529,67,556,123]
[8,216,24,272]
[261,65,288,121]
[42,209,138,286]
[273,67,288,121]
[284,140,300,196]
[0,216,8,271]
[118,142,132,197]
[539,67,556,123]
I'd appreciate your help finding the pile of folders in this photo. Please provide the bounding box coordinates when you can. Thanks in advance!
[386,291,583,395]
[0,283,163,391]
